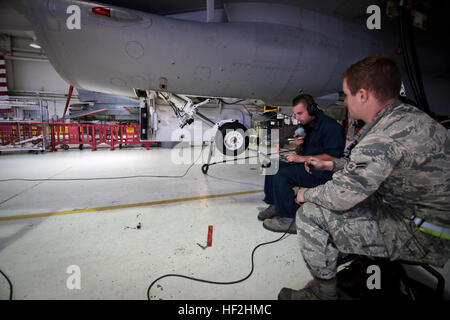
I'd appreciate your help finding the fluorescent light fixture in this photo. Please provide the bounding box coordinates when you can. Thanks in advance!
[29,43,41,49]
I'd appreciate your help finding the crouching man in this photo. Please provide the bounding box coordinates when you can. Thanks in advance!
[278,54,450,300]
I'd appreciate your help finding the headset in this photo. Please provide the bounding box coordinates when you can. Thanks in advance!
[292,94,320,117]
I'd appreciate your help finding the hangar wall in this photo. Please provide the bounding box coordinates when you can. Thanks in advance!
[2,35,77,120]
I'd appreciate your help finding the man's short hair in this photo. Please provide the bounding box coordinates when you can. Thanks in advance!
[292,93,314,107]
[342,54,401,103]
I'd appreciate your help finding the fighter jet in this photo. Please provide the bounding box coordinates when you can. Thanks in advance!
[2,0,449,154]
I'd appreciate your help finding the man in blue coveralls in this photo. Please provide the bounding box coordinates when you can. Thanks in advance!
[259,94,345,234]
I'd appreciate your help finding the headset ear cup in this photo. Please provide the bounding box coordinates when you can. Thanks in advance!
[310,103,319,116]
[307,103,313,116]
[307,101,318,116]
[302,94,317,116]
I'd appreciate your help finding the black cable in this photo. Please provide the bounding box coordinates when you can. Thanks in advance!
[0,171,191,182]
[146,220,294,300]
[399,2,420,106]
[203,148,298,187]
[1,144,287,182]
[205,154,260,166]
[205,149,292,167]
[0,145,286,182]
[400,3,417,102]
[402,5,423,107]
[399,1,431,114]
[0,269,13,300]
[0,145,207,182]
[404,4,430,113]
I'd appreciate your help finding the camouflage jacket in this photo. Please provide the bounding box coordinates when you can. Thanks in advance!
[304,101,450,229]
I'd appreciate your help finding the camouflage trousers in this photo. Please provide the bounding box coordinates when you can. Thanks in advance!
[296,198,450,280]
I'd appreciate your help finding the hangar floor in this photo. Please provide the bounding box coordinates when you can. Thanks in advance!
[0,145,449,300]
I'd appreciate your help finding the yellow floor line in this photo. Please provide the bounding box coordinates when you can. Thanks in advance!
[0,189,263,222]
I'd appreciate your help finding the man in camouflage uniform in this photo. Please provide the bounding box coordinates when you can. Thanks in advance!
[278,54,450,300]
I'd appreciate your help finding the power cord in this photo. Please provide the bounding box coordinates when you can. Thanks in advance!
[202,148,293,171]
[0,144,292,182]
[146,220,295,300]
[0,149,284,182]
[0,145,207,182]
[0,170,194,182]
[0,269,13,300]
[0,145,206,206]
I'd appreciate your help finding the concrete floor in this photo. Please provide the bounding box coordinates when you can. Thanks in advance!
[0,144,449,300]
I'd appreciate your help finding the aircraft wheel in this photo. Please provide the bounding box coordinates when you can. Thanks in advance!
[215,121,249,157]
[201,164,209,174]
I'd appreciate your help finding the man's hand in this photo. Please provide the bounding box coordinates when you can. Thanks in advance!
[304,157,334,174]
[296,187,307,204]
[285,153,308,163]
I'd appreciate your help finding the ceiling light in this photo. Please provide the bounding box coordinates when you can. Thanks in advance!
[29,43,41,49]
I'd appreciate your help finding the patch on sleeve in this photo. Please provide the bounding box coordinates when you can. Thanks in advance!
[346,161,368,172]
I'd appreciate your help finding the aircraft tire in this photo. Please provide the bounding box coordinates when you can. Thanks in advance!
[215,121,249,157]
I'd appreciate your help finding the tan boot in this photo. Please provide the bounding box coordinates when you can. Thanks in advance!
[263,216,296,234]
[278,278,338,300]
[257,204,277,221]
